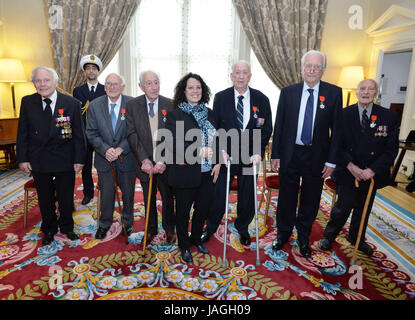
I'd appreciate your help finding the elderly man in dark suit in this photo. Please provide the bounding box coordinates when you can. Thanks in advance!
[17,66,86,245]
[201,60,273,246]
[73,54,106,205]
[125,70,176,244]
[85,73,135,240]
[319,79,399,255]
[271,50,343,258]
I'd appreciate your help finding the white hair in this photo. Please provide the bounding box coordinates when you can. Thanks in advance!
[231,60,251,73]
[139,70,161,84]
[105,73,126,86]
[32,66,59,85]
[301,50,327,70]
[356,78,378,94]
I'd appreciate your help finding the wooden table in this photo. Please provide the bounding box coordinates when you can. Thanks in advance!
[0,118,18,169]
[390,141,415,186]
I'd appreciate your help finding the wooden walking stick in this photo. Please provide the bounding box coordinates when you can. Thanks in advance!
[351,177,375,265]
[109,161,128,243]
[142,172,153,257]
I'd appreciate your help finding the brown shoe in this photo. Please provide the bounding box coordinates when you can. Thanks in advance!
[166,231,177,244]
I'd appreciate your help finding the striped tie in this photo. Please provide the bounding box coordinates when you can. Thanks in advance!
[110,103,117,131]
[237,95,244,129]
[361,109,369,129]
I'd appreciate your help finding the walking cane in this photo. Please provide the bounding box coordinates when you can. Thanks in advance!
[142,172,153,257]
[252,160,261,266]
[109,161,128,243]
[350,177,375,265]
[221,154,232,268]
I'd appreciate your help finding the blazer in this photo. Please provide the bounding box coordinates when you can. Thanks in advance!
[165,107,217,189]
[73,82,106,108]
[333,103,399,189]
[16,91,86,172]
[213,86,273,175]
[271,80,343,174]
[125,94,174,182]
[85,94,134,172]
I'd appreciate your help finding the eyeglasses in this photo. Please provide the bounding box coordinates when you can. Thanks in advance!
[105,82,121,87]
[304,64,323,71]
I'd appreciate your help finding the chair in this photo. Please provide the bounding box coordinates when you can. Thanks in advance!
[258,142,280,222]
[96,184,102,228]
[23,179,37,228]
[324,177,337,209]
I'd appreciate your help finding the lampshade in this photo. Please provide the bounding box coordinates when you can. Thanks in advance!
[0,58,27,83]
[338,66,364,89]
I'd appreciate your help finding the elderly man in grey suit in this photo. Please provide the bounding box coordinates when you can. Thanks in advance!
[125,70,176,244]
[86,73,135,240]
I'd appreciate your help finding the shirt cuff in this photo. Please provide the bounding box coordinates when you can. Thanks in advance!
[325,162,336,168]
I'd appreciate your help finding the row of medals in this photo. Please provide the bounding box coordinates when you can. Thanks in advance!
[56,116,72,139]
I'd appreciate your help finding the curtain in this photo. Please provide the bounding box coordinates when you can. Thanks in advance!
[45,0,140,93]
[233,0,328,89]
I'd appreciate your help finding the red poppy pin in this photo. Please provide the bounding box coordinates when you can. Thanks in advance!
[162,109,167,122]
[319,96,325,109]
[252,106,258,118]
[121,108,126,120]
[370,114,377,128]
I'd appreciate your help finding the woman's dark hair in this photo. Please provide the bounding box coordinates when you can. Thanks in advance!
[172,72,211,108]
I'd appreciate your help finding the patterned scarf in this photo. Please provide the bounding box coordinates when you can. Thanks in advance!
[178,101,216,171]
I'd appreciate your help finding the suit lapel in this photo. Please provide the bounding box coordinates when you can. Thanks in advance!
[102,96,114,136]
[114,95,125,135]
[314,81,327,132]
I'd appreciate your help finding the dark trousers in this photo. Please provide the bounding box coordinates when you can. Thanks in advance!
[174,171,214,250]
[277,145,324,245]
[140,173,175,234]
[323,181,377,244]
[32,170,75,235]
[97,166,136,230]
[206,168,256,235]
[81,143,94,198]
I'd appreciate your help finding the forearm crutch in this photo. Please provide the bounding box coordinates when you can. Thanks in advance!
[351,177,374,265]
[221,155,232,268]
[142,172,153,257]
[110,161,127,243]
[252,161,261,266]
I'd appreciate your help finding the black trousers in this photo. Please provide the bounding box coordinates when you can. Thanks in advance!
[140,173,175,234]
[323,181,377,244]
[206,167,256,236]
[174,171,214,251]
[276,145,324,245]
[81,143,94,198]
[31,170,75,235]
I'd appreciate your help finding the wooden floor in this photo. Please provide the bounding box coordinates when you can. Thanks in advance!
[378,173,415,216]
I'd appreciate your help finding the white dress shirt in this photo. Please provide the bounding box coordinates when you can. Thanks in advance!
[295,82,319,145]
[108,95,122,120]
[42,90,57,115]
[234,87,250,130]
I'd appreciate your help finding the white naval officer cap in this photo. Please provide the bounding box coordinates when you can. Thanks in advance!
[80,54,103,71]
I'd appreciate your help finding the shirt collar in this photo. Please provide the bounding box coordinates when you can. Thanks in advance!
[358,103,373,115]
[234,87,250,99]
[43,90,57,104]
[303,81,320,93]
[107,95,122,107]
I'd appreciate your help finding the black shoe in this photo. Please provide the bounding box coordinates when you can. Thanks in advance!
[357,241,374,256]
[319,238,332,251]
[181,249,193,263]
[81,196,92,205]
[299,243,312,258]
[124,226,133,237]
[42,232,56,245]
[239,232,251,246]
[192,243,209,254]
[272,238,286,251]
[201,230,213,243]
[95,227,109,240]
[64,231,80,241]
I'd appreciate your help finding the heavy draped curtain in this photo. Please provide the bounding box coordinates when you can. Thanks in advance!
[233,0,328,88]
[45,0,140,93]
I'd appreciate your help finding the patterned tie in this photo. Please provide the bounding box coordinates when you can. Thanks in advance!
[110,103,117,131]
[149,102,155,118]
[236,95,244,129]
[361,109,369,129]
[301,89,314,146]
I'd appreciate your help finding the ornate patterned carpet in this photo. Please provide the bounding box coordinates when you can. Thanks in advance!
[0,169,414,300]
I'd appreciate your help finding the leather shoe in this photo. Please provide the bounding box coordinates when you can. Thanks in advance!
[64,231,80,241]
[124,226,133,237]
[201,230,213,243]
[95,227,109,240]
[42,232,56,245]
[239,232,251,246]
[191,242,209,254]
[81,196,92,205]
[299,243,312,258]
[319,238,332,251]
[166,231,177,244]
[181,249,193,263]
[357,241,374,256]
[272,238,286,251]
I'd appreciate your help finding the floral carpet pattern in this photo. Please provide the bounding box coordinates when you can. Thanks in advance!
[0,169,414,300]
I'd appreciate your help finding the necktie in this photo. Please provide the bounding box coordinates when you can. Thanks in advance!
[236,95,244,129]
[110,103,117,131]
[300,89,314,146]
[149,102,155,118]
[90,85,95,94]
[43,98,52,119]
[361,109,369,129]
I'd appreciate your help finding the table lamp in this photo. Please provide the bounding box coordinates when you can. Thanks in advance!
[0,58,27,117]
[338,66,364,107]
